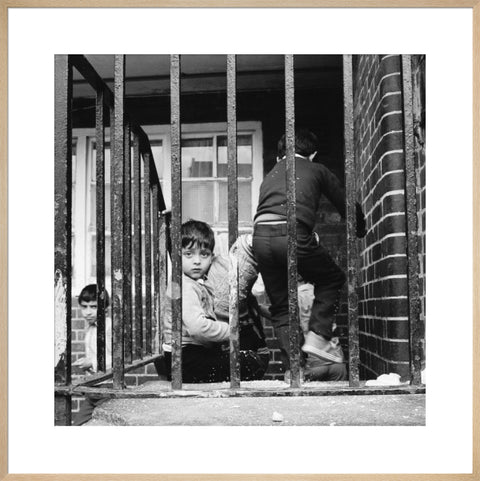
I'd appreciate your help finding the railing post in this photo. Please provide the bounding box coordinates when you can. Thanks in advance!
[401,55,423,385]
[123,122,133,365]
[95,88,107,372]
[343,54,360,387]
[133,132,143,359]
[111,54,125,389]
[144,150,153,355]
[170,54,183,389]
[152,181,161,354]
[54,54,73,425]
[227,54,240,388]
[158,211,168,355]
[285,54,301,388]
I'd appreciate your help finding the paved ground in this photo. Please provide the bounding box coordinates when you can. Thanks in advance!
[85,380,425,426]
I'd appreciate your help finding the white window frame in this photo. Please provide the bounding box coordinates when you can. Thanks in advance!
[71,121,263,293]
[142,121,263,220]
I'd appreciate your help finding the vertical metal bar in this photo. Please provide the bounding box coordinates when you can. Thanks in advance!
[110,102,115,369]
[152,181,161,354]
[95,89,107,372]
[401,55,423,385]
[123,122,133,364]
[285,54,300,388]
[144,151,153,355]
[54,54,72,425]
[227,56,238,251]
[159,212,168,355]
[227,54,240,388]
[111,54,125,389]
[343,54,360,387]
[133,132,143,359]
[170,54,183,389]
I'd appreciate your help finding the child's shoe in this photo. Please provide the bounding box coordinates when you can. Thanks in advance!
[301,331,344,363]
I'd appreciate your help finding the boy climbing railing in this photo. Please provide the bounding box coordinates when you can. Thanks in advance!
[55,53,424,427]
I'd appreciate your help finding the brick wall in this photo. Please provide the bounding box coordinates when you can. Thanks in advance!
[70,300,161,423]
[353,55,410,379]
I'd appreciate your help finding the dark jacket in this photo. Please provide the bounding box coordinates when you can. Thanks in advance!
[254,155,345,230]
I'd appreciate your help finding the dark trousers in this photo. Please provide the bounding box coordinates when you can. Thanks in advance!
[253,223,346,340]
[164,342,268,383]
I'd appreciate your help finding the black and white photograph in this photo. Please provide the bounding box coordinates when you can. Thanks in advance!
[3,4,477,479]
[54,53,426,427]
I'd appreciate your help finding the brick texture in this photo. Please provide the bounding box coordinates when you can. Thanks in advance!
[70,299,162,421]
[353,55,410,380]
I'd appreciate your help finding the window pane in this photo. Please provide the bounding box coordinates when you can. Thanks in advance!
[217,135,252,178]
[151,141,164,179]
[72,140,77,182]
[218,181,252,223]
[181,137,213,178]
[182,181,214,224]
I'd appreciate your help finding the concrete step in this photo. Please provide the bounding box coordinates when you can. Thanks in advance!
[85,380,425,426]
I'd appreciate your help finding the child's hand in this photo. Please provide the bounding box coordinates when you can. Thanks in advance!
[72,357,84,366]
[161,209,172,221]
[73,357,94,372]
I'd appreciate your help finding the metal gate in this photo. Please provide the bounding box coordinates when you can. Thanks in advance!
[54,54,424,426]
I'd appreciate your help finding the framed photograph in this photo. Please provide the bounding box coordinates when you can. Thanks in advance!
[1,1,478,479]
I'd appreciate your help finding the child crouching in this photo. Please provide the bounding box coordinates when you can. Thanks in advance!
[162,220,264,383]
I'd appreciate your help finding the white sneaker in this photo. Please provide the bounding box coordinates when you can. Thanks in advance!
[301,331,344,363]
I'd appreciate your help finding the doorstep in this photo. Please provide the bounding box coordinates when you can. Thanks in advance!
[84,380,425,426]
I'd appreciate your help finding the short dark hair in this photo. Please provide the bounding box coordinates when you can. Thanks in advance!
[78,284,110,308]
[182,219,215,252]
[277,128,319,159]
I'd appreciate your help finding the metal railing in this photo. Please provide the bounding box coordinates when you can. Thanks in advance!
[54,55,168,423]
[54,54,424,426]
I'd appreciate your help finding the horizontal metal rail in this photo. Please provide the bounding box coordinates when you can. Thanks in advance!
[58,382,425,399]
[62,354,165,389]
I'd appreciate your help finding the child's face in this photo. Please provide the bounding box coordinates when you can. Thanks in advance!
[80,300,98,326]
[182,244,213,280]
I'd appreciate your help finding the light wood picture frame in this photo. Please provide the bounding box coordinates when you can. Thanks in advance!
[1,1,479,479]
